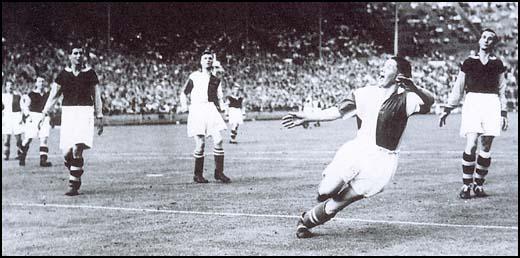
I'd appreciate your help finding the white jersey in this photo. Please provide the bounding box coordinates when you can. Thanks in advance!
[353,86,424,150]
[2,93,20,113]
[187,71,223,105]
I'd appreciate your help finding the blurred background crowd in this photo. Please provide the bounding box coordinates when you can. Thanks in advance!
[2,2,518,115]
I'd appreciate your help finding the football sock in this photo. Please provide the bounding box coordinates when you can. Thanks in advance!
[230,130,237,140]
[301,201,336,229]
[194,150,204,176]
[213,148,224,174]
[475,151,491,186]
[462,152,475,185]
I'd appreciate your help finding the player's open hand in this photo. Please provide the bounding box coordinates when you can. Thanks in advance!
[96,117,104,136]
[282,112,307,129]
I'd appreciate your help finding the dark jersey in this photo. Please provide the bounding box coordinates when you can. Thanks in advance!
[375,92,409,151]
[55,68,99,106]
[461,57,506,94]
[227,96,243,108]
[28,91,49,113]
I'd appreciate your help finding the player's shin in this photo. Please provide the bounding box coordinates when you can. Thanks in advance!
[193,150,207,183]
[461,152,476,186]
[300,200,337,229]
[66,157,84,196]
[475,151,491,186]
[214,147,230,183]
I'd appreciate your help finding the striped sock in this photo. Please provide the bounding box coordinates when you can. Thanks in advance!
[475,152,491,186]
[301,201,336,229]
[462,152,476,185]
[69,157,84,179]
[214,148,224,173]
[40,146,49,161]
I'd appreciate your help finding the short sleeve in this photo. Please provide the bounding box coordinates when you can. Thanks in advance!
[89,70,100,85]
[460,59,472,73]
[55,71,66,86]
[406,92,425,116]
[496,60,507,74]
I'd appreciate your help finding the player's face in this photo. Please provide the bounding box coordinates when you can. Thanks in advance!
[200,54,214,70]
[35,78,45,89]
[69,48,85,66]
[232,87,239,95]
[5,82,13,93]
[479,31,497,51]
[379,59,398,88]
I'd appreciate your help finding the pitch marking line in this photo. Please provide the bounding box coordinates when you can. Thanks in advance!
[5,203,518,231]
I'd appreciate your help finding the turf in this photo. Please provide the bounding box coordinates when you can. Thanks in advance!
[2,114,518,255]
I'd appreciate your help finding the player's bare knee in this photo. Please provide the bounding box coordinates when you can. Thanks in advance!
[480,136,494,152]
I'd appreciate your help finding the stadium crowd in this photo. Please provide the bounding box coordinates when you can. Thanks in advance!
[2,3,518,115]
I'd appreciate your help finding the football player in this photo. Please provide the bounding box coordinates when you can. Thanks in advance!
[2,80,24,162]
[18,77,53,167]
[439,29,509,199]
[41,44,104,196]
[181,49,230,183]
[282,56,434,238]
[225,84,245,144]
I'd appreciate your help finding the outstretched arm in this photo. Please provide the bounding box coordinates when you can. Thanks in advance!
[94,83,104,135]
[282,96,356,129]
[498,73,509,131]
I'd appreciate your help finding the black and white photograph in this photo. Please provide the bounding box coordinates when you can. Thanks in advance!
[2,2,518,255]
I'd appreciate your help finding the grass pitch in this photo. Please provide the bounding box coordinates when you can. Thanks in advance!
[2,114,518,255]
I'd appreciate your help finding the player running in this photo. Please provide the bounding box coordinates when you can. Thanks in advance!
[181,49,231,184]
[439,29,509,199]
[18,77,53,167]
[282,56,434,238]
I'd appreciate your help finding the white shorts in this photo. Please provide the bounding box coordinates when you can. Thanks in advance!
[187,102,227,138]
[228,107,244,125]
[24,112,51,139]
[60,106,94,151]
[322,138,399,197]
[2,112,23,135]
[460,93,501,137]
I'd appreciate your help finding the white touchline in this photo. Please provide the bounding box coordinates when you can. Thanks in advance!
[4,203,518,231]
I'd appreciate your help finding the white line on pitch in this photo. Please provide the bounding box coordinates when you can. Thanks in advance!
[4,203,518,231]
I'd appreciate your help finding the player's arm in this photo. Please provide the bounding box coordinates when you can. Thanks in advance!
[439,71,465,127]
[498,73,509,131]
[94,83,104,135]
[282,94,356,129]
[41,82,62,116]
[397,75,435,115]
[180,77,193,112]
[216,81,225,112]
[21,94,31,116]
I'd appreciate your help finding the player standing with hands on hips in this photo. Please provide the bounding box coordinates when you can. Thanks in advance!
[41,43,104,196]
[181,49,231,184]
[439,29,509,199]
[283,56,434,238]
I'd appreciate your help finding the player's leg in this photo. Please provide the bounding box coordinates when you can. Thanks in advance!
[473,135,494,197]
[65,144,86,196]
[39,137,52,167]
[18,137,32,166]
[213,132,230,183]
[229,123,238,144]
[193,135,208,183]
[297,173,363,238]
[459,133,479,199]
[3,134,11,160]
[14,133,24,162]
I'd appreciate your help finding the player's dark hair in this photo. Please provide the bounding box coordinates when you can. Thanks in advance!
[67,42,84,54]
[391,56,412,78]
[202,48,214,56]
